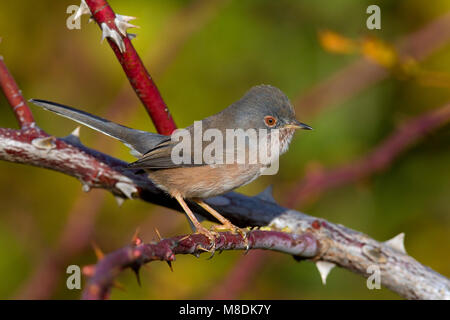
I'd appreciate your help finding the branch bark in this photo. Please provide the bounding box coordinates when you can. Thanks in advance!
[82,230,318,300]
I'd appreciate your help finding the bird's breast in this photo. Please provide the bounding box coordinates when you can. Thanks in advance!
[147,163,262,199]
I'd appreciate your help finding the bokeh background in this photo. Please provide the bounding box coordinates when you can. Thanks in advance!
[0,0,449,299]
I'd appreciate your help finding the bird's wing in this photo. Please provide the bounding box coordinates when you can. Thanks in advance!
[128,136,251,170]
[127,139,202,169]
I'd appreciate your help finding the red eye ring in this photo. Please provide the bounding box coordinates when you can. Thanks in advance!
[264,115,277,127]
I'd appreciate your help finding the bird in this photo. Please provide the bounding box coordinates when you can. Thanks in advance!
[30,85,312,247]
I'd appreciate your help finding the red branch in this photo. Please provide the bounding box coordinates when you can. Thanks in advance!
[286,103,450,207]
[0,57,35,128]
[85,0,177,135]
[82,230,318,300]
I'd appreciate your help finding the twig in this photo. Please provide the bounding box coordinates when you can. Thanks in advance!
[82,230,318,300]
[285,103,450,208]
[0,57,35,128]
[84,0,176,135]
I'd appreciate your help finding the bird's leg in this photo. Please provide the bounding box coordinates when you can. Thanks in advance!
[174,195,216,251]
[194,200,248,242]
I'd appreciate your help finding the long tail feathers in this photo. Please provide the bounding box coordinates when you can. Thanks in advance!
[29,99,170,155]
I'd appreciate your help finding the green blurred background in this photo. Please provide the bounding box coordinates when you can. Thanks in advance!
[0,0,449,299]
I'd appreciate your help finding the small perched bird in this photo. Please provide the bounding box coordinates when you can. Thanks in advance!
[30,85,311,245]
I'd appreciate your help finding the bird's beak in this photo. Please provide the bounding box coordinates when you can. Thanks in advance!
[284,120,313,130]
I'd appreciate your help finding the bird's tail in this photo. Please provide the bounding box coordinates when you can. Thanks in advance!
[29,99,170,155]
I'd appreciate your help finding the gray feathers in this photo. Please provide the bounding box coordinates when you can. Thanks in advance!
[29,99,170,155]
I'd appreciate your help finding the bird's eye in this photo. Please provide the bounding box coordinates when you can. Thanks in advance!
[264,115,277,127]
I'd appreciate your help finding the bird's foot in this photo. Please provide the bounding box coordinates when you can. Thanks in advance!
[212,222,249,249]
[195,226,217,255]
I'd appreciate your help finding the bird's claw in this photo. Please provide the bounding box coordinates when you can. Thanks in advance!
[212,223,249,251]
[195,226,217,258]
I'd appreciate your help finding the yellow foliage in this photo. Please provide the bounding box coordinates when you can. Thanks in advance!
[360,37,398,68]
[318,30,357,54]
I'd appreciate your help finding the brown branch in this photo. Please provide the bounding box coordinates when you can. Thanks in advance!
[285,103,450,208]
[84,0,177,135]
[82,230,318,300]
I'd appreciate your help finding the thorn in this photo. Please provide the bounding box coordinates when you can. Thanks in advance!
[114,196,125,207]
[74,0,90,21]
[195,244,216,260]
[127,33,137,40]
[315,261,336,285]
[131,264,141,287]
[384,232,407,254]
[91,242,105,261]
[115,182,137,199]
[114,14,139,37]
[179,234,190,243]
[255,185,277,203]
[154,228,163,241]
[100,22,126,53]
[63,127,81,145]
[115,14,137,23]
[31,136,56,150]
[196,245,212,253]
[71,126,81,138]
[132,228,142,245]
[82,182,91,193]
[166,261,173,272]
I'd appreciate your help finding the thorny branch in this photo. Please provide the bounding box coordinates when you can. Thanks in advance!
[84,0,177,135]
[82,230,318,300]
[0,1,449,300]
